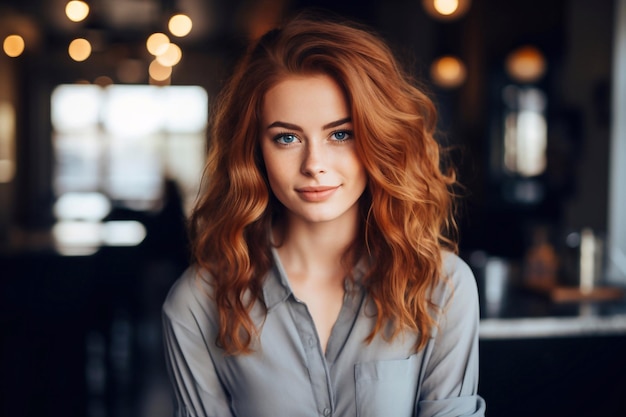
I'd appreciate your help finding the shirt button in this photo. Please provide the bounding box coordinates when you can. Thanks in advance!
[308,337,316,347]
[323,408,331,416]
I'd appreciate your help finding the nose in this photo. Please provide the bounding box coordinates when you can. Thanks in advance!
[300,141,327,176]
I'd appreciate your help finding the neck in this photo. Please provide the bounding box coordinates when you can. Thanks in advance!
[274,217,359,283]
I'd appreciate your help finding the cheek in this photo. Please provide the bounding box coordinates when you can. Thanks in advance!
[262,149,276,169]
[261,151,289,192]
[260,144,277,175]
[348,154,368,187]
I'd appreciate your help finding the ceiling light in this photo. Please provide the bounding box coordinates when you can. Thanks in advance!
[168,14,193,37]
[156,43,182,67]
[3,35,25,57]
[146,32,170,56]
[422,0,471,21]
[149,59,172,81]
[505,46,547,84]
[65,1,90,23]
[430,55,467,89]
[68,38,92,62]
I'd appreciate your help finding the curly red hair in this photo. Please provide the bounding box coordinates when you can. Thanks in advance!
[189,11,458,354]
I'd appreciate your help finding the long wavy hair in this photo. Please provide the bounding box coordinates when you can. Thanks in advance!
[189,11,459,355]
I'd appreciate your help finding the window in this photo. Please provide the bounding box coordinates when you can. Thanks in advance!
[50,84,208,254]
[51,84,208,214]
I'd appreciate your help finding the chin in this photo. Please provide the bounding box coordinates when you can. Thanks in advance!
[296,208,354,225]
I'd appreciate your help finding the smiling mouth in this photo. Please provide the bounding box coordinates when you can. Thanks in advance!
[296,186,339,202]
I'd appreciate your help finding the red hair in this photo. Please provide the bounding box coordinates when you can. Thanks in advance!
[189,11,458,354]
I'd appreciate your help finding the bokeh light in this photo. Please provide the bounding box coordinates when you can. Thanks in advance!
[505,45,547,84]
[430,55,467,89]
[434,0,459,15]
[156,43,182,67]
[65,0,90,23]
[68,38,92,62]
[168,14,193,37]
[3,35,25,57]
[149,59,172,81]
[146,33,170,56]
[422,0,471,21]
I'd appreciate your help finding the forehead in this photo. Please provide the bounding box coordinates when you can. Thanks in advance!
[261,74,350,122]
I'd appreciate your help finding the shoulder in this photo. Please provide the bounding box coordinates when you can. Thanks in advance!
[442,251,476,289]
[435,251,479,309]
[162,266,218,328]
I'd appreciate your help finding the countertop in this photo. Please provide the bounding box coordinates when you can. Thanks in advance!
[477,279,626,339]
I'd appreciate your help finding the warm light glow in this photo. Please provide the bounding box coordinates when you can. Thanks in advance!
[0,101,16,183]
[68,38,91,62]
[168,14,193,37]
[94,76,113,87]
[146,32,170,56]
[65,0,90,22]
[3,35,25,57]
[0,160,15,183]
[430,55,467,89]
[149,59,172,81]
[149,77,171,86]
[505,45,547,84]
[434,0,459,15]
[116,59,145,84]
[422,0,471,21]
[156,43,182,67]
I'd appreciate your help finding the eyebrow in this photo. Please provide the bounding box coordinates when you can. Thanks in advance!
[266,117,352,131]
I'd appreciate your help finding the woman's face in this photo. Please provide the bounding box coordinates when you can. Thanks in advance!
[260,74,367,227]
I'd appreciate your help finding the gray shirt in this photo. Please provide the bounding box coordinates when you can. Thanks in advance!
[162,250,486,417]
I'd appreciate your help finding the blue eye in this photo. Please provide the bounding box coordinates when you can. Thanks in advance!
[331,130,352,141]
[274,134,298,145]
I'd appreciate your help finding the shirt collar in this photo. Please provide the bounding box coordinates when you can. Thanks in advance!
[262,246,293,310]
[262,246,371,310]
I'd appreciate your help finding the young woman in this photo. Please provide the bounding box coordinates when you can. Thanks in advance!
[162,11,485,417]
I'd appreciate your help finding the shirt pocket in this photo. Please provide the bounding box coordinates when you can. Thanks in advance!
[354,354,419,417]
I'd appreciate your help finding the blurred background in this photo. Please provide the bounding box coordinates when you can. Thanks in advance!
[1,0,625,416]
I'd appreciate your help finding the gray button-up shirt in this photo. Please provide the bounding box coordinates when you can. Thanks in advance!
[162,250,486,417]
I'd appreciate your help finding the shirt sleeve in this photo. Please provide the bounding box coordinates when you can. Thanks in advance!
[416,254,486,417]
[162,272,234,417]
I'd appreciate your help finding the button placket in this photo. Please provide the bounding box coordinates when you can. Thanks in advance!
[289,299,334,416]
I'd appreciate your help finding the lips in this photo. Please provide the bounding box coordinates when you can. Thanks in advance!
[296,185,340,202]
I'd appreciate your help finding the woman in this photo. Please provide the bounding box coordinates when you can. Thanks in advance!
[162,11,486,417]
